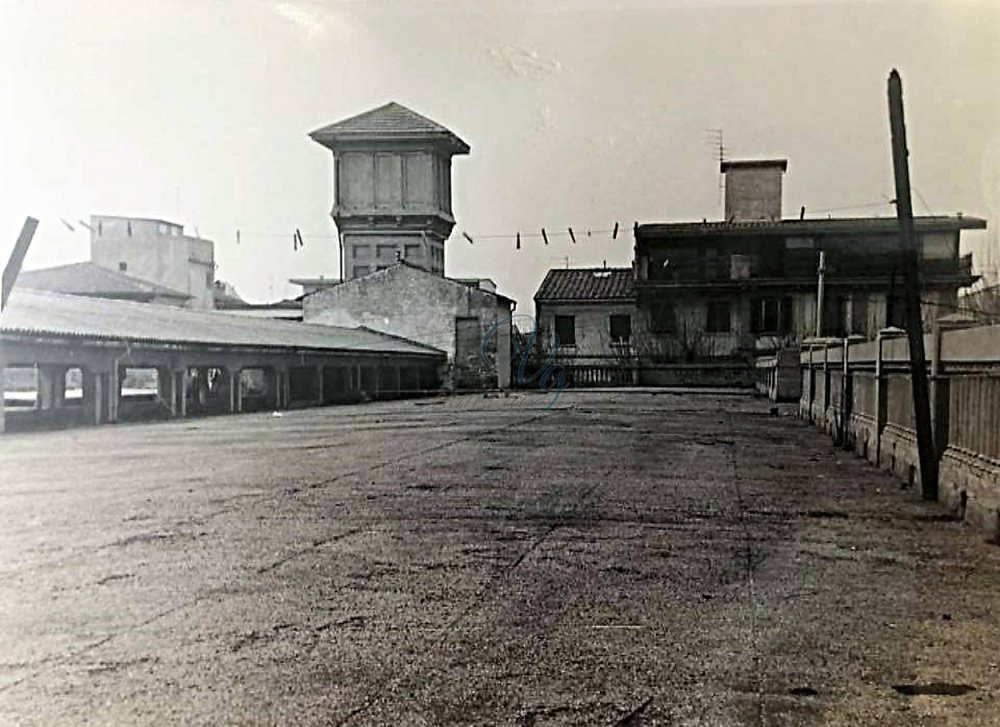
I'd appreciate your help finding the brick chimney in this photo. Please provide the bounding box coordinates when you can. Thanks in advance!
[721,159,787,222]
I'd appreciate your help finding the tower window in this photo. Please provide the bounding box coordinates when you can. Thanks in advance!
[118,262,127,272]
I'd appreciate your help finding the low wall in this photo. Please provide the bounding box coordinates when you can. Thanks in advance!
[801,323,1000,539]
[755,349,801,401]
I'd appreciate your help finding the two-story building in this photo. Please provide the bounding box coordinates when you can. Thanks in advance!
[633,160,985,367]
[531,158,986,388]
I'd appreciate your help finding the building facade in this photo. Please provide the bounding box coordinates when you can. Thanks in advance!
[633,160,985,362]
[90,215,216,309]
[310,102,469,281]
[303,262,514,390]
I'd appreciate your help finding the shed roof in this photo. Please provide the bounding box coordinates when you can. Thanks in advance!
[534,268,634,302]
[16,262,190,300]
[1,289,442,356]
[309,102,470,153]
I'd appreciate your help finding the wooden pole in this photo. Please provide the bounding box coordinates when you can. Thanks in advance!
[2,217,39,311]
[815,250,826,337]
[887,69,938,501]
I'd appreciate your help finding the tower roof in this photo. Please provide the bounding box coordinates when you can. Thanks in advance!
[309,102,469,153]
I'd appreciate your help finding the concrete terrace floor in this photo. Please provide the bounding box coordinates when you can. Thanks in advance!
[1,391,999,726]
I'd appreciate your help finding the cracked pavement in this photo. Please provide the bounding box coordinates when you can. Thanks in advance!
[1,391,999,725]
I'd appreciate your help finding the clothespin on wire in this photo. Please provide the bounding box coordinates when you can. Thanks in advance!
[293,229,304,251]
[541,228,549,245]
[568,227,576,244]
[612,222,619,240]
[516,232,521,250]
[462,232,474,244]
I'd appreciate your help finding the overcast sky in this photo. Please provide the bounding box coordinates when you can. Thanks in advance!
[2,0,997,310]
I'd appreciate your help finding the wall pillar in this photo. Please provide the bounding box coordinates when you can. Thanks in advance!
[316,365,325,405]
[0,365,6,434]
[875,332,887,465]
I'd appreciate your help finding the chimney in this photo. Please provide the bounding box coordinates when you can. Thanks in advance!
[721,159,787,222]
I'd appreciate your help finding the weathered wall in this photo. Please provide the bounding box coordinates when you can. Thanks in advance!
[535,301,636,358]
[801,324,1000,539]
[90,217,215,309]
[724,166,783,221]
[303,264,512,389]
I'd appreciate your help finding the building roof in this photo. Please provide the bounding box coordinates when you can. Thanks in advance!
[1,288,443,357]
[720,159,788,172]
[309,102,470,154]
[16,262,190,301]
[534,268,634,303]
[636,215,987,239]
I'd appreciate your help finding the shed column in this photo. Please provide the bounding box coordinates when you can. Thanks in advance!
[82,369,105,425]
[316,365,325,405]
[178,369,189,418]
[36,365,61,410]
[157,367,176,416]
[224,368,235,413]
[233,368,243,414]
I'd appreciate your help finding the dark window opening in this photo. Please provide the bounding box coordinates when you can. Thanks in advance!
[610,314,631,343]
[649,300,676,333]
[706,300,731,333]
[118,261,127,272]
[751,297,793,335]
[554,315,576,346]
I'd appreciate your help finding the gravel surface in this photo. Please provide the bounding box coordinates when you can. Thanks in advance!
[1,390,998,725]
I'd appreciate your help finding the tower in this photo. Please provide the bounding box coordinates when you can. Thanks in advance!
[310,102,470,280]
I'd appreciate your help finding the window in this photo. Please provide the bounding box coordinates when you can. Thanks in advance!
[609,314,631,343]
[404,244,420,259]
[118,261,127,272]
[353,265,370,277]
[352,244,370,259]
[706,300,731,333]
[751,297,793,335]
[649,300,676,333]
[554,315,576,346]
[376,244,398,259]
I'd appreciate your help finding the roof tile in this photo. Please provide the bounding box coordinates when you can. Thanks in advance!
[534,268,634,302]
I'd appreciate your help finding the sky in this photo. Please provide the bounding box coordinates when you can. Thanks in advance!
[2,0,998,311]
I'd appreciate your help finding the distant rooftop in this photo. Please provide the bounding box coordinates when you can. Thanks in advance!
[309,101,470,154]
[534,268,634,302]
[16,262,190,301]
[720,159,788,172]
[637,215,987,239]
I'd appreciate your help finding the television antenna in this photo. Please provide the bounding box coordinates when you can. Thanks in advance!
[704,128,726,205]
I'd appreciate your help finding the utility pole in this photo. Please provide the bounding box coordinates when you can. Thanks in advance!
[815,250,826,337]
[888,68,937,501]
[2,217,39,311]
